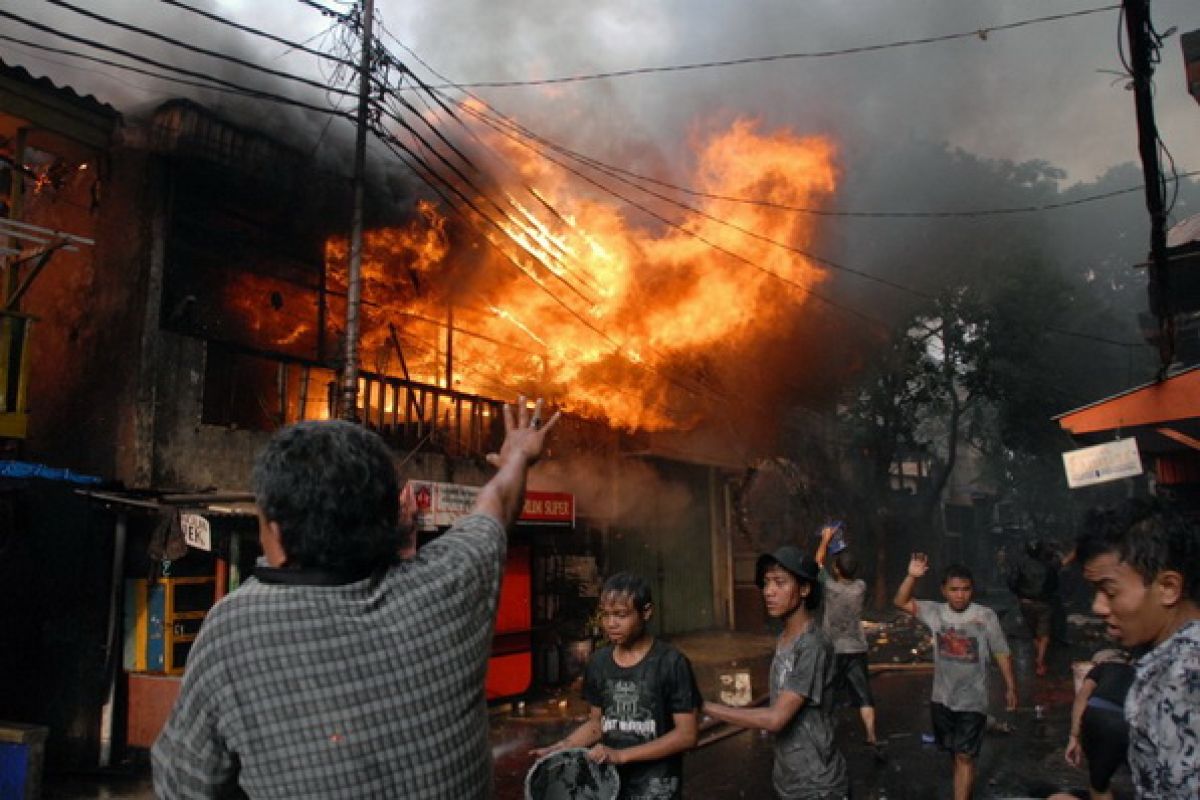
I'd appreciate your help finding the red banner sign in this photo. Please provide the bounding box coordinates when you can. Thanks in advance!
[519,491,575,525]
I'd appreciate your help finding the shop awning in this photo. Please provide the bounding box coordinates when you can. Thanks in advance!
[1055,366,1200,443]
[1055,367,1200,486]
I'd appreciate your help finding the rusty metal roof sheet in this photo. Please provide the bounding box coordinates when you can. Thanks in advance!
[0,58,119,120]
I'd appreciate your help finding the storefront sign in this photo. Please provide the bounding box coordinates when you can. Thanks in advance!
[1062,438,1143,488]
[411,482,574,530]
[180,513,212,551]
[520,491,575,525]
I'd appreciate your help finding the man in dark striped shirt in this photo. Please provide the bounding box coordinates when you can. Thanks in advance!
[152,397,559,799]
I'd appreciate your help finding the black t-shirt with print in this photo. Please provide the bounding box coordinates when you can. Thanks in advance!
[583,639,702,800]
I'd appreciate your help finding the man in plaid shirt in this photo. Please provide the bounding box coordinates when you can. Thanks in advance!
[152,397,559,799]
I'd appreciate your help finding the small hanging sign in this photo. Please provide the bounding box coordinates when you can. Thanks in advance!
[1062,438,1143,489]
[180,513,212,551]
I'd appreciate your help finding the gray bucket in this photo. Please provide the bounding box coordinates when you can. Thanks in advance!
[524,747,620,800]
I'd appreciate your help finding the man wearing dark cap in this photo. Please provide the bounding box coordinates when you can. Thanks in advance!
[703,545,849,799]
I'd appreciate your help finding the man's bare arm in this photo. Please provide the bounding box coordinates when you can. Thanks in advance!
[893,552,929,616]
[531,706,602,757]
[472,397,561,526]
[702,692,807,734]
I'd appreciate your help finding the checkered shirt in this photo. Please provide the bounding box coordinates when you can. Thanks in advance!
[152,513,505,799]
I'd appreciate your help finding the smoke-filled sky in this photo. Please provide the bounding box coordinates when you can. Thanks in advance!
[7,0,1200,447]
[9,0,1200,183]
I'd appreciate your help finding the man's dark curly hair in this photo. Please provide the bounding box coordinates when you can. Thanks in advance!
[252,420,400,575]
[1076,498,1200,603]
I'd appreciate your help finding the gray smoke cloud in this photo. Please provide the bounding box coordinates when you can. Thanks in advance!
[13,1,1199,179]
[10,0,1200,437]
[534,453,693,528]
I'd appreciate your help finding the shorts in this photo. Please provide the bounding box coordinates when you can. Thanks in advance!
[1080,706,1128,792]
[930,702,986,757]
[1019,598,1053,638]
[832,652,874,708]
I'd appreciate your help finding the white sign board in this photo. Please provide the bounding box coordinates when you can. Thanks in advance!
[180,513,212,551]
[410,481,482,531]
[1062,438,1143,489]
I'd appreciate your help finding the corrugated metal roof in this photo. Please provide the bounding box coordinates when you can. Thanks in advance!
[0,58,119,119]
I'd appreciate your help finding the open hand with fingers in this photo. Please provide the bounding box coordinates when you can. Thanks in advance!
[473,396,563,526]
[907,552,930,579]
[486,396,561,471]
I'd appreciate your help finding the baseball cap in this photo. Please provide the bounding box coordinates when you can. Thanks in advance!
[755,545,820,587]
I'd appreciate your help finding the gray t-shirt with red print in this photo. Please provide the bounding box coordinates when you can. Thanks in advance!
[915,600,1009,713]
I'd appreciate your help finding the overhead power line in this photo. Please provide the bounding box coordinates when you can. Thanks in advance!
[16,3,1144,358]
[424,4,1120,89]
[384,30,1152,351]
[44,0,356,99]
[0,15,352,119]
[293,0,353,23]
[157,0,357,69]
[385,29,1200,221]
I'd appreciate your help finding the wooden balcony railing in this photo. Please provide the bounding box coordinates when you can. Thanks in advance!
[351,371,507,460]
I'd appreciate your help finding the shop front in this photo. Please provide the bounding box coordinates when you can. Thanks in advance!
[102,484,576,753]
[408,481,577,699]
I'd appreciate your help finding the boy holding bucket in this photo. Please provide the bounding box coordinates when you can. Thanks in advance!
[532,572,701,799]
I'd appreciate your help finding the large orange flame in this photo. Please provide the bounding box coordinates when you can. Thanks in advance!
[325,118,836,430]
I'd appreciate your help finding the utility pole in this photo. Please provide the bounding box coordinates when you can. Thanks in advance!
[1123,0,1174,375]
[340,0,375,421]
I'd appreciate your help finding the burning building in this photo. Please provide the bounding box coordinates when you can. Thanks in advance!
[1,56,861,771]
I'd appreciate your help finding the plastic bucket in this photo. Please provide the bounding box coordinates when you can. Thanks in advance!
[525,747,620,800]
[0,722,48,800]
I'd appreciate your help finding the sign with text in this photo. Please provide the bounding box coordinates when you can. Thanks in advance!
[1062,438,1143,489]
[520,491,575,525]
[411,482,574,530]
[180,513,212,551]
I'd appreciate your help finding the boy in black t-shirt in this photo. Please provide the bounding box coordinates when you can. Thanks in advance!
[1059,649,1135,799]
[532,572,701,800]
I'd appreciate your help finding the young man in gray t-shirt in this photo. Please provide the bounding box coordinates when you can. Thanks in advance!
[815,523,881,755]
[705,546,848,799]
[894,554,1017,800]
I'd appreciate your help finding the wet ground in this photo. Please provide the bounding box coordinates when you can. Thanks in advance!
[44,596,1132,799]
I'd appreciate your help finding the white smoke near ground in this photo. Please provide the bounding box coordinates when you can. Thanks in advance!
[533,454,692,528]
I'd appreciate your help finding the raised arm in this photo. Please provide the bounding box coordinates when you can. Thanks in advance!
[893,552,929,616]
[815,524,836,568]
[472,397,561,527]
